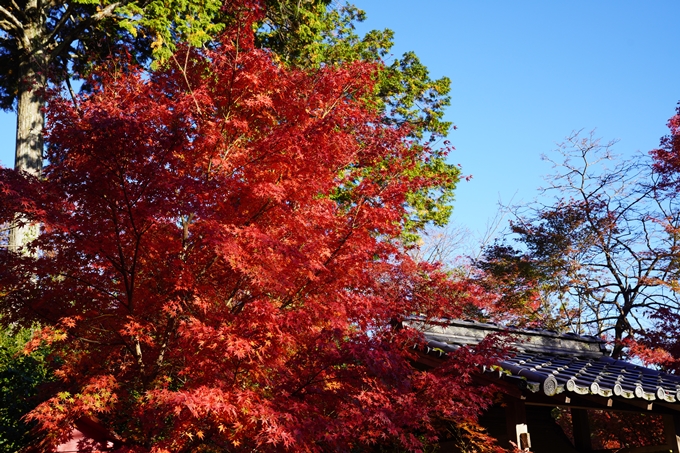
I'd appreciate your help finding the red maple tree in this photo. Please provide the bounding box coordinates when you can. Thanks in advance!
[637,103,680,372]
[0,4,504,452]
[651,102,680,190]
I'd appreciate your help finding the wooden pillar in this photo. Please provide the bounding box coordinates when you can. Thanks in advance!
[662,415,680,453]
[505,396,531,450]
[571,408,591,451]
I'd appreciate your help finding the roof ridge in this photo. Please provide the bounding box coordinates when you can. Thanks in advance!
[406,317,607,357]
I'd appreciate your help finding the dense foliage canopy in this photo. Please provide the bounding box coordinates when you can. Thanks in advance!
[1,0,457,250]
[0,326,53,452]
[0,3,502,451]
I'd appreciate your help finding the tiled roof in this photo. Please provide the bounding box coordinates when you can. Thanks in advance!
[413,318,606,357]
[496,351,680,401]
[413,319,680,405]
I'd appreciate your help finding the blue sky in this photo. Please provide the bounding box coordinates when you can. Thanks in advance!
[354,1,680,243]
[1,1,679,243]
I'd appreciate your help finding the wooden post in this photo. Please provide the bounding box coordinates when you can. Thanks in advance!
[571,408,591,451]
[505,396,531,450]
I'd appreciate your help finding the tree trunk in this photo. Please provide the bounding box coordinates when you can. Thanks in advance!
[14,62,44,176]
[9,2,45,251]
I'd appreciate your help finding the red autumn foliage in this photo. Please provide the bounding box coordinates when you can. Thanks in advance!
[636,308,680,373]
[643,103,680,371]
[554,409,665,450]
[651,102,680,191]
[0,7,504,452]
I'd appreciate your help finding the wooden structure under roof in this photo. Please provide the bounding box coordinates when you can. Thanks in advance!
[409,318,680,452]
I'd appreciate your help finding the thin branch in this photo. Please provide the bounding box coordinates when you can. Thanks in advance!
[44,2,76,46]
[0,5,23,35]
[9,0,27,22]
[172,49,203,115]
[0,19,16,31]
[47,0,128,62]
[61,62,81,113]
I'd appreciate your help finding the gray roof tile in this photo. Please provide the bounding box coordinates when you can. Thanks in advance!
[494,352,680,401]
[415,318,680,404]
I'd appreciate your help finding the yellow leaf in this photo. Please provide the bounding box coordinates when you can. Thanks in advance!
[151,33,164,51]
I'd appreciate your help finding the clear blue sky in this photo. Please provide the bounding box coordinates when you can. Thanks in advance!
[354,1,680,241]
[1,1,679,240]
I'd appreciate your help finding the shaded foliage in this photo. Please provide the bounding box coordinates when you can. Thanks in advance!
[0,325,53,452]
[554,409,665,451]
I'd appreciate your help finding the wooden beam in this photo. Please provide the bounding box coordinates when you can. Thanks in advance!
[571,408,592,452]
[654,401,680,415]
[476,370,680,415]
[473,371,525,398]
[521,391,680,416]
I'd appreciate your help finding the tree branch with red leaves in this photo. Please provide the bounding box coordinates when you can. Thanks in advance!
[0,15,500,451]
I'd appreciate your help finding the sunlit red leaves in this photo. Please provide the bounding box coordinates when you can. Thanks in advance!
[554,409,665,450]
[0,11,496,452]
[25,375,119,449]
[636,308,680,373]
[651,102,680,190]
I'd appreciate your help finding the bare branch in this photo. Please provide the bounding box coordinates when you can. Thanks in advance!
[44,2,76,46]
[9,0,27,21]
[47,0,127,62]
[479,131,680,355]
[0,5,23,35]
